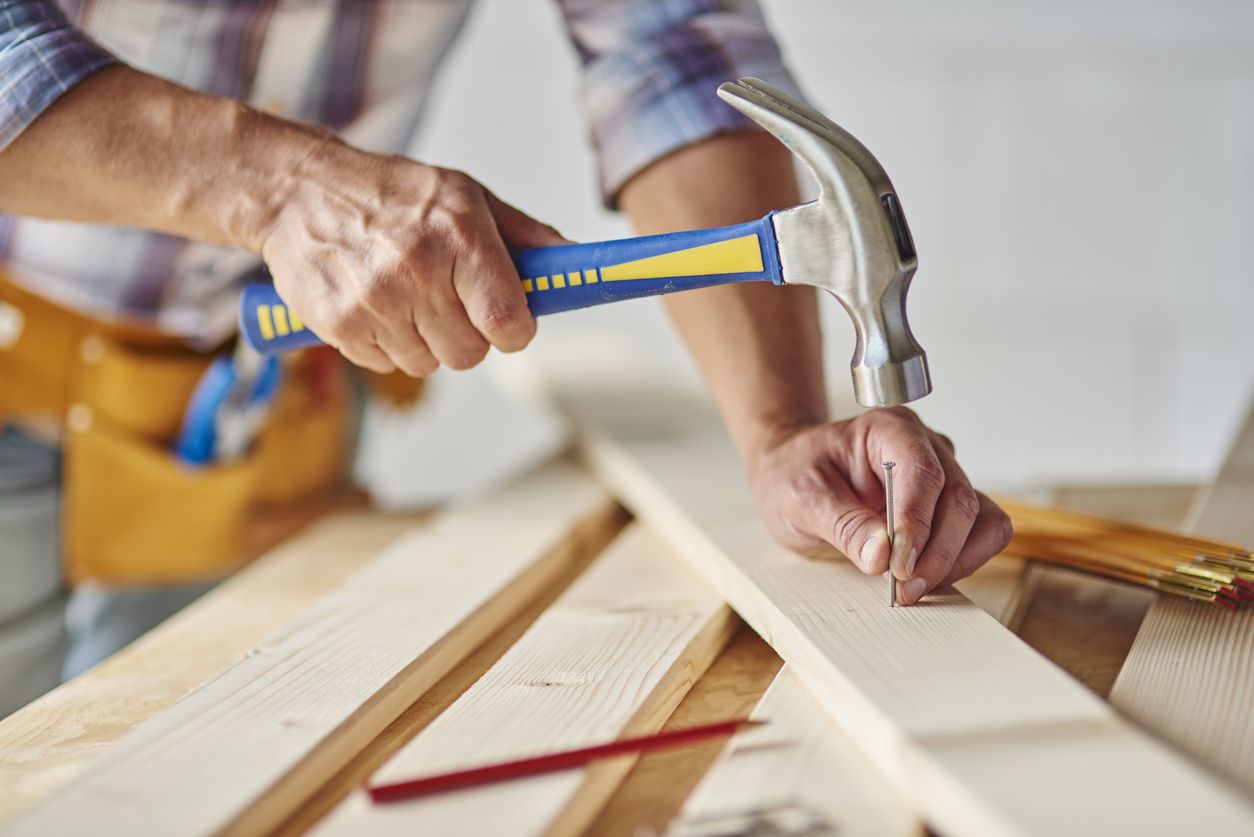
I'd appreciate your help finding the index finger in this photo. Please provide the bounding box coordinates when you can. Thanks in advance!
[868,412,948,576]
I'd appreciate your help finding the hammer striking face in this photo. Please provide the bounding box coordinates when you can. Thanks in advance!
[718,78,931,408]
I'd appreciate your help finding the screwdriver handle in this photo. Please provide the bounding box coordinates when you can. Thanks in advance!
[239,214,783,355]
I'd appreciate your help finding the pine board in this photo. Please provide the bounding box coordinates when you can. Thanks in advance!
[0,506,414,824]
[670,666,920,837]
[546,372,1254,837]
[315,522,736,837]
[586,625,782,835]
[4,460,621,836]
[1111,406,1254,793]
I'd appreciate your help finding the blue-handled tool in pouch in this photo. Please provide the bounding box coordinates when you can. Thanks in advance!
[239,77,932,409]
[176,340,282,466]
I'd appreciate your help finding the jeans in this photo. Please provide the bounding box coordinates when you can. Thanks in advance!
[0,426,211,718]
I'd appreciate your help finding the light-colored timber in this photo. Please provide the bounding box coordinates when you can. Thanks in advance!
[1111,405,1254,793]
[670,666,920,837]
[315,522,735,837]
[3,460,621,837]
[545,369,1254,837]
[0,503,414,824]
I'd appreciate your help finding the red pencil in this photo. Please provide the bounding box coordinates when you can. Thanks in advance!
[367,718,765,804]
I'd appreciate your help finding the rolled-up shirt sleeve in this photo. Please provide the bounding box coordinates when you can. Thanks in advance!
[0,0,117,152]
[559,0,803,208]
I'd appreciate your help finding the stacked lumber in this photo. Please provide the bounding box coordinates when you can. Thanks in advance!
[3,461,622,836]
[3,367,1253,836]
[551,375,1254,837]
[1111,408,1254,794]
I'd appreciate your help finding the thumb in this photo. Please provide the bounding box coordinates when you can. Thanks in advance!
[792,477,890,575]
[484,191,569,248]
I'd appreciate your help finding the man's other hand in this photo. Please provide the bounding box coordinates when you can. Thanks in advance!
[260,142,566,375]
[748,408,1013,605]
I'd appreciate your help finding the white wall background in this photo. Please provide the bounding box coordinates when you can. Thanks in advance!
[407,0,1254,490]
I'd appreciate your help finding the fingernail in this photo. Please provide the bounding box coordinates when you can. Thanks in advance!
[860,530,887,572]
[906,548,919,578]
[902,578,928,605]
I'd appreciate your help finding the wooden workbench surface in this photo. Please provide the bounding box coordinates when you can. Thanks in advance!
[0,482,1197,834]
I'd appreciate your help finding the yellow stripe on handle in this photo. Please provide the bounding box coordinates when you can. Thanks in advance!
[273,306,291,337]
[289,310,304,332]
[256,306,275,341]
[601,233,762,282]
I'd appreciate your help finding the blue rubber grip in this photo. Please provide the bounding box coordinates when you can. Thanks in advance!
[239,213,783,356]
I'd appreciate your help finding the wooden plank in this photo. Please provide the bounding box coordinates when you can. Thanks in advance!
[997,484,1193,699]
[1111,406,1254,792]
[270,513,610,837]
[1015,566,1154,698]
[315,522,736,837]
[4,460,622,837]
[671,666,920,837]
[587,625,781,836]
[0,502,414,824]
[546,372,1254,837]
[670,553,1040,837]
[954,556,1037,630]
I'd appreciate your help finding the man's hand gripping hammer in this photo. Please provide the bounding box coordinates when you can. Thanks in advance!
[239,78,930,408]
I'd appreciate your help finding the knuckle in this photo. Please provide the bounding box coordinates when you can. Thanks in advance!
[358,276,395,311]
[949,484,982,522]
[442,339,489,371]
[323,308,364,344]
[912,459,946,494]
[398,358,438,378]
[830,506,868,553]
[444,208,481,242]
[393,347,438,378]
[930,541,962,573]
[477,304,535,348]
[884,405,920,424]
[991,508,1015,552]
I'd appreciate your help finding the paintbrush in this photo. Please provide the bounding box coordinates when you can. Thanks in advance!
[368,718,764,804]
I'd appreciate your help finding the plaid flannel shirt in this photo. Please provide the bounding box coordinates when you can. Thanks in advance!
[0,0,798,340]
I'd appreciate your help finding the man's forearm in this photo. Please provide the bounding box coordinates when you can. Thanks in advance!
[0,65,323,252]
[618,131,826,467]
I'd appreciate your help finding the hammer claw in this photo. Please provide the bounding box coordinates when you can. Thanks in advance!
[720,78,932,408]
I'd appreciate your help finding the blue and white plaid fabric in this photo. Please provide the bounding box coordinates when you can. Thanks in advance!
[0,0,798,340]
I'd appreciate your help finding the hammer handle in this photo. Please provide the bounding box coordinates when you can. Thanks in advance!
[239,214,783,356]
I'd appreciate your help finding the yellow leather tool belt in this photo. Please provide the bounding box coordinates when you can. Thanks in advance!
[0,276,352,585]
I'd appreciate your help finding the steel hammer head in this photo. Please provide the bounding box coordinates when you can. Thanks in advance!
[718,78,931,408]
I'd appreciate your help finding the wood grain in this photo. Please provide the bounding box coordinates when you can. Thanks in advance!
[670,666,920,837]
[314,522,736,837]
[3,460,621,837]
[271,513,612,837]
[0,502,414,824]
[660,554,1036,836]
[547,372,1254,837]
[954,556,1037,630]
[1111,406,1254,793]
[588,625,782,836]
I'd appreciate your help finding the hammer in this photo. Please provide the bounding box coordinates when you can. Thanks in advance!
[239,78,931,407]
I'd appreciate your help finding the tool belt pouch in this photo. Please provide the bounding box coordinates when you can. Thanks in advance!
[62,337,263,585]
[0,279,350,585]
[65,341,353,585]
